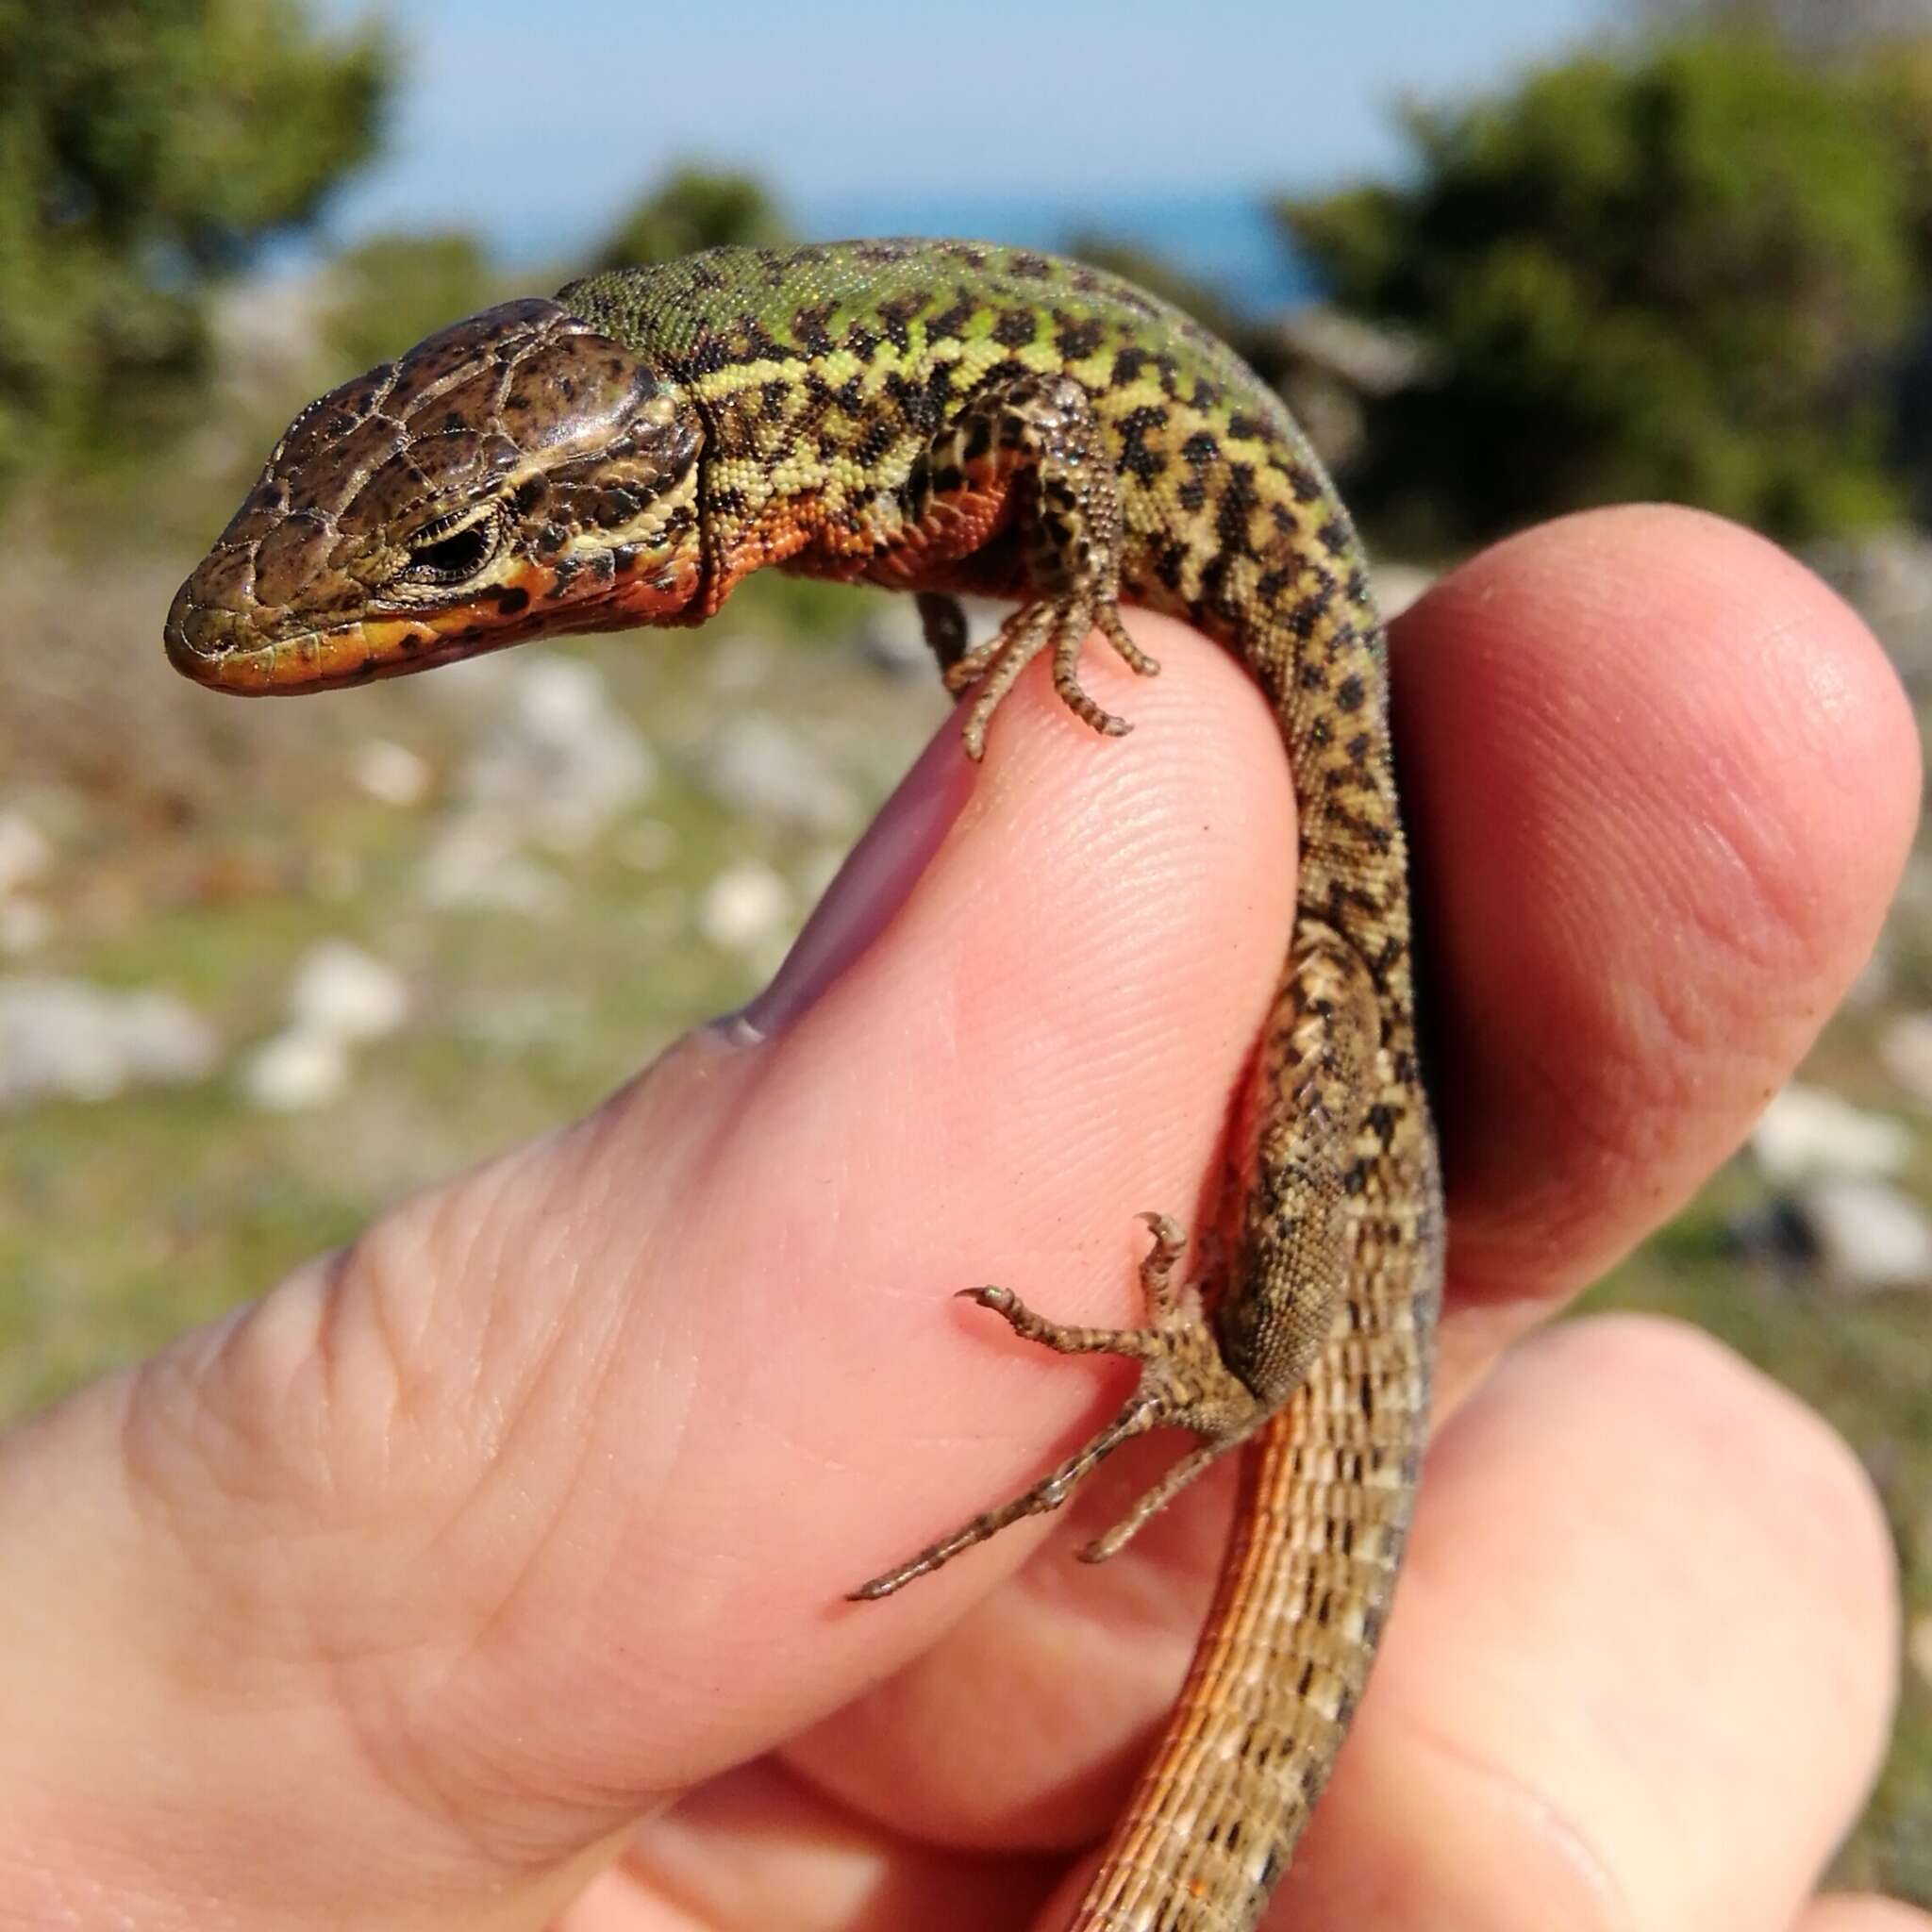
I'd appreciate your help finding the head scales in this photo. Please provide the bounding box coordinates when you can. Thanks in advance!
[165,298,704,691]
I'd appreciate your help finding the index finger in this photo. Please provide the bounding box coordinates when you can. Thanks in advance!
[1402,506,1919,1369]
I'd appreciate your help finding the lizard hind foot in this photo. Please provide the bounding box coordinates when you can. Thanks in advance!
[849,1213,1268,1601]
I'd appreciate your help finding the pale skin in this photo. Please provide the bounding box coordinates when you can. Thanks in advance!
[0,506,1923,1931]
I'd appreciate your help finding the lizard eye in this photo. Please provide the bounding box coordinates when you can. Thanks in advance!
[399,507,502,586]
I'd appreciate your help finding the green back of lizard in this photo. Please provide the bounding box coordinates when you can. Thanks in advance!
[560,241,1394,917]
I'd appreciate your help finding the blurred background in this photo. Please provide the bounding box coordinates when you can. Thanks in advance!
[1,0,1928,1895]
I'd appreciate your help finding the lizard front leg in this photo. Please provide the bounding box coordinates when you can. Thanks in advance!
[857,370,1162,758]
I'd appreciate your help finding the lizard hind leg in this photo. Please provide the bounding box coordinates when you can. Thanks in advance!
[849,1214,1273,1600]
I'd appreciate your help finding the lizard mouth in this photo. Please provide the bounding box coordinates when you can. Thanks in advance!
[163,608,509,692]
[166,574,545,693]
[164,550,703,693]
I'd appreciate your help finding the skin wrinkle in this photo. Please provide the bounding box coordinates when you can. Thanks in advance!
[119,1277,355,1634]
[335,1235,428,1505]
[466,1148,607,1454]
[325,1645,513,1877]
[175,1169,617,1864]
[1684,741,1819,970]
[1470,988,1642,1291]
[1546,756,1726,1129]
[323,1218,471,1521]
[422,1155,546,1428]
[326,1474,673,1885]
[1655,631,1837,981]
[1384,1706,1635,1932]
[1641,821,1808,1125]
[125,1513,488,1922]
[308,1578,509,1853]
[1510,992,1745,1286]
[549,1095,746,1633]
[118,1339,231,1559]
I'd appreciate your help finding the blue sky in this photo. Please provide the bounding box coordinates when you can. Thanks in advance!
[313,1,1622,270]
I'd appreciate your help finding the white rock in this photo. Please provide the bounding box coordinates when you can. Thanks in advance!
[0,976,217,1108]
[461,656,655,852]
[1750,1083,1910,1185]
[241,1027,349,1111]
[1879,1011,1932,1109]
[697,863,791,954]
[695,713,858,833]
[286,941,408,1043]
[1796,1177,1932,1291]
[0,811,49,896]
[112,991,215,1086]
[419,817,568,915]
[351,738,433,808]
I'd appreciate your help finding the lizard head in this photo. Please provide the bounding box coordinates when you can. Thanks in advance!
[165,298,706,692]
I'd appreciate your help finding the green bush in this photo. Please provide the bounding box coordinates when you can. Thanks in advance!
[1280,36,1916,546]
[0,0,389,494]
[323,231,501,374]
[590,165,790,274]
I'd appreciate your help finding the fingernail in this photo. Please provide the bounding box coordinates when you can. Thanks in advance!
[730,725,975,1040]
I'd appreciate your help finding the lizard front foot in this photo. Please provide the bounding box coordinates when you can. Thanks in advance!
[944,596,1159,759]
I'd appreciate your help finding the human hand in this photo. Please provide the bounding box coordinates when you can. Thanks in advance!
[0,506,1920,1930]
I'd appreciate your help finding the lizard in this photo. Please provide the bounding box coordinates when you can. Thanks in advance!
[163,239,1444,1931]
